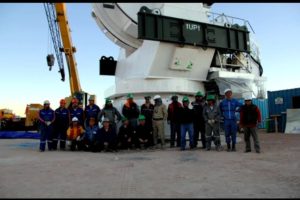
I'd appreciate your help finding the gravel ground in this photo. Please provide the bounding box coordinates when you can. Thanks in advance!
[0,129,299,198]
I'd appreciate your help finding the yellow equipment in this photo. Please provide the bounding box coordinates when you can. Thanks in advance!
[25,104,43,127]
[44,3,94,107]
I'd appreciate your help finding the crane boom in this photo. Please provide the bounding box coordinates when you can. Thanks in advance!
[54,3,82,94]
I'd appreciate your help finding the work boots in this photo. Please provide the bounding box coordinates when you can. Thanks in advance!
[227,143,231,152]
[231,143,236,152]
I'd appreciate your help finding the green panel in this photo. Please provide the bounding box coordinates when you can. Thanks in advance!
[138,12,250,53]
[182,21,204,45]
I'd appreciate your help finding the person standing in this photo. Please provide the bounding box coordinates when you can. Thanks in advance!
[141,95,154,145]
[203,95,221,151]
[38,100,55,152]
[122,93,140,129]
[98,98,122,132]
[240,96,262,153]
[219,88,243,152]
[53,99,70,150]
[191,91,206,149]
[167,95,182,148]
[179,96,194,151]
[69,98,84,126]
[84,96,101,128]
[152,95,168,149]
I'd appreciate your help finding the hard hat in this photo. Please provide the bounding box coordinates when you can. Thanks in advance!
[44,100,50,105]
[206,94,215,101]
[60,99,66,104]
[88,96,95,101]
[195,91,203,97]
[171,94,178,99]
[182,96,190,102]
[138,114,146,121]
[105,98,112,104]
[244,95,252,101]
[102,117,110,123]
[121,116,128,122]
[153,95,161,100]
[72,117,79,122]
[71,98,79,104]
[127,93,134,99]
[224,88,232,94]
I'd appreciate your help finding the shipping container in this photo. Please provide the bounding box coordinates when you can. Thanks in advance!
[237,98,268,129]
[267,87,300,132]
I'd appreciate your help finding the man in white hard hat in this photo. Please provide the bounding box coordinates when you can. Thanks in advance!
[240,95,262,153]
[38,100,55,152]
[66,117,85,151]
[219,88,243,152]
[152,95,168,149]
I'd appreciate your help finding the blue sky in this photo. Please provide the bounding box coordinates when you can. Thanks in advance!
[0,3,300,117]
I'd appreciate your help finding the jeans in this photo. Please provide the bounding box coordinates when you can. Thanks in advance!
[170,122,181,147]
[224,119,237,144]
[180,123,194,150]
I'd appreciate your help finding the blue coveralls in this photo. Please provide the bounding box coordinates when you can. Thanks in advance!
[39,108,55,151]
[53,107,70,150]
[84,104,101,127]
[219,98,242,145]
[70,107,84,126]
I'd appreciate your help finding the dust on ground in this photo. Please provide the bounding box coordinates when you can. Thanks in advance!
[0,129,299,198]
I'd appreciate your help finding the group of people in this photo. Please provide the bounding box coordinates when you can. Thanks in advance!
[38,88,262,153]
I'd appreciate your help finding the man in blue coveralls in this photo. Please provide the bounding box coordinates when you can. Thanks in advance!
[52,99,69,150]
[84,96,101,128]
[219,88,243,152]
[69,98,84,126]
[38,100,55,152]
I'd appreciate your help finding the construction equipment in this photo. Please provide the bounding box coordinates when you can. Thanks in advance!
[24,104,43,130]
[44,3,92,107]
[0,109,25,131]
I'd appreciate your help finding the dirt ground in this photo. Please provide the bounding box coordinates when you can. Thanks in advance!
[0,129,299,198]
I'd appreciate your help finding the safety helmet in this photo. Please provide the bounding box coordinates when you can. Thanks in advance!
[88,96,95,101]
[71,98,79,104]
[60,99,66,104]
[72,117,79,122]
[127,93,134,99]
[102,117,110,123]
[206,95,215,101]
[153,95,161,100]
[105,98,112,104]
[44,100,50,105]
[244,95,252,101]
[224,88,232,94]
[182,96,190,103]
[195,91,203,97]
[144,95,151,99]
[138,114,146,121]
